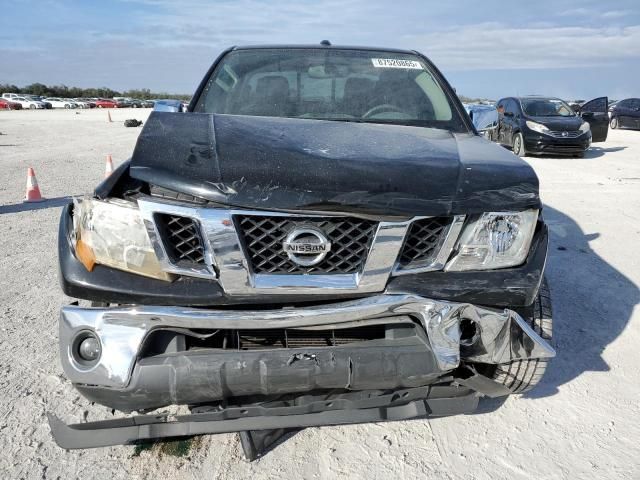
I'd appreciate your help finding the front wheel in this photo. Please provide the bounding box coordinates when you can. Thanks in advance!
[610,117,618,129]
[513,132,526,157]
[30,104,36,110]
[487,279,553,393]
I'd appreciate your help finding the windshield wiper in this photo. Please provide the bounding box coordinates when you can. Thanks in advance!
[318,118,429,127]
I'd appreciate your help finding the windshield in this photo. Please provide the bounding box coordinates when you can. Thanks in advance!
[194,48,467,131]
[521,98,575,117]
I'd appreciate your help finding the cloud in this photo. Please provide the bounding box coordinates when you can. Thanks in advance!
[602,10,631,19]
[404,23,640,70]
[1,0,639,94]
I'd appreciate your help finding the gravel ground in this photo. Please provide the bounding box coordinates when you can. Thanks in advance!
[1,109,639,480]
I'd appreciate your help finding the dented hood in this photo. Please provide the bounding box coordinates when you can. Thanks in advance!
[129,112,540,217]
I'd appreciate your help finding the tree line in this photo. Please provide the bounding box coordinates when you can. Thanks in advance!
[2,82,492,104]
[0,83,190,100]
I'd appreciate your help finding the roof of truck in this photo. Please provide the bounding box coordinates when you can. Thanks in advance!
[231,43,419,55]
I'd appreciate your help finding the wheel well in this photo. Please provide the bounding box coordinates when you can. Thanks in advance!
[511,129,522,147]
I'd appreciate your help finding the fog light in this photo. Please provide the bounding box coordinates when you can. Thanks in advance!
[78,336,101,361]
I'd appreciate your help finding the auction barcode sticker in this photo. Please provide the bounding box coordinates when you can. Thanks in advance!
[371,58,422,69]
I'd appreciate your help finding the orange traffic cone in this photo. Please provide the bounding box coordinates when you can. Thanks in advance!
[107,110,112,122]
[24,167,45,203]
[105,154,114,178]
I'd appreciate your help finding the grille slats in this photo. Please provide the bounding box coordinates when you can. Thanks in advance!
[547,130,582,138]
[155,214,206,265]
[237,326,385,350]
[154,209,454,276]
[177,326,387,351]
[236,215,378,274]
[398,217,451,268]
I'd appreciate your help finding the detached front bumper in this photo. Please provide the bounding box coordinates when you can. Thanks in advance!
[51,294,554,449]
[58,294,554,412]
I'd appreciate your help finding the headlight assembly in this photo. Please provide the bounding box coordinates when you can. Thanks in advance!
[73,198,171,281]
[525,121,550,135]
[445,210,538,271]
[579,122,590,133]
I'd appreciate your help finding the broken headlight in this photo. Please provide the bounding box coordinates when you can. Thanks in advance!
[72,198,171,281]
[445,210,538,271]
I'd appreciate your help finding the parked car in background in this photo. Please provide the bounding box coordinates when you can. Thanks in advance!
[94,98,118,108]
[0,98,23,110]
[1,93,20,100]
[11,96,47,109]
[74,98,96,108]
[115,99,132,108]
[152,99,185,112]
[495,96,608,157]
[70,99,91,109]
[44,97,77,109]
[464,103,499,140]
[140,99,154,108]
[609,98,640,130]
[24,95,52,109]
[127,99,144,108]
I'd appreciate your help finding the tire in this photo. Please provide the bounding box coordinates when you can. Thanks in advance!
[512,132,526,157]
[98,105,103,108]
[30,104,36,110]
[488,279,553,394]
[64,104,70,109]
[610,117,618,129]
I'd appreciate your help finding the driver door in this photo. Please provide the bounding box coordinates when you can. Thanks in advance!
[579,97,608,142]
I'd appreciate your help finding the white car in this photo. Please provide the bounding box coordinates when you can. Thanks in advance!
[2,93,20,100]
[71,99,91,109]
[43,98,77,109]
[11,96,47,109]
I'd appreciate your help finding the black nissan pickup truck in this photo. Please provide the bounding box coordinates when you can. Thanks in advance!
[49,44,555,457]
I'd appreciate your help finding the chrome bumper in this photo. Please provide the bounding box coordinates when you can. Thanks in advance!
[59,294,555,390]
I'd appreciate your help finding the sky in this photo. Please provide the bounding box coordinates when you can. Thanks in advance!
[1,0,639,100]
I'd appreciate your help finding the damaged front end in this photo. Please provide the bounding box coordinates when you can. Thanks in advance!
[49,294,554,449]
[51,64,554,453]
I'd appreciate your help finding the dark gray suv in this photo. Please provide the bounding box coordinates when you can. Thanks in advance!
[49,44,555,459]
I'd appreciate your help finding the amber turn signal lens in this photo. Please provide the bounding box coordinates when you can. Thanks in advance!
[75,238,96,272]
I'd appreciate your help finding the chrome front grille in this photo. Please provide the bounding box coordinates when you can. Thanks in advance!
[398,217,452,268]
[547,130,582,138]
[235,215,378,274]
[138,198,466,295]
[155,214,206,266]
